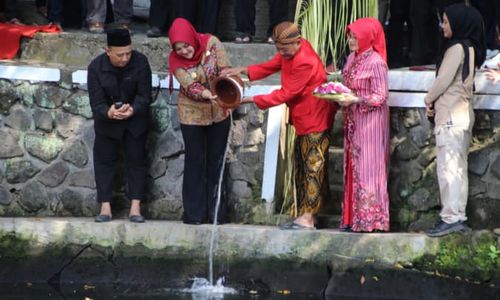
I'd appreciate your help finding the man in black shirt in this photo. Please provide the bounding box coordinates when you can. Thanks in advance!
[87,28,152,223]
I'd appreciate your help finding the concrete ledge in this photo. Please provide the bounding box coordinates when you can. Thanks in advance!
[0,217,439,266]
[18,32,278,74]
[0,65,60,82]
[389,69,500,95]
[389,91,500,109]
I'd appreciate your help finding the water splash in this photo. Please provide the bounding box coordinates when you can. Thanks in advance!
[181,277,238,299]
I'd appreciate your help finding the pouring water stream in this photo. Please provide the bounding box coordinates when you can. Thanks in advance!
[208,112,232,286]
[180,113,236,297]
[186,77,245,296]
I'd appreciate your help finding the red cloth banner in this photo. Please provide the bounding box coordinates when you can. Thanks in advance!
[0,23,61,59]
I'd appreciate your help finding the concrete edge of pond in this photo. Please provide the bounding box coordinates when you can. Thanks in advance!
[0,217,440,266]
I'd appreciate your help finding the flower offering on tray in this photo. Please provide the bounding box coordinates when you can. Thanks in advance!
[313,81,351,101]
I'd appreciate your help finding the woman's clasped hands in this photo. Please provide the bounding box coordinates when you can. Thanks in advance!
[337,93,360,107]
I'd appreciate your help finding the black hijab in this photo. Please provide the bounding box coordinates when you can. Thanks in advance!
[436,3,486,81]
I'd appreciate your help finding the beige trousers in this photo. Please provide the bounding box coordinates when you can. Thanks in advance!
[435,125,471,224]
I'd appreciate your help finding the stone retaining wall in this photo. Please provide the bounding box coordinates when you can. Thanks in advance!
[388,108,500,230]
[0,30,499,230]
[1,72,499,230]
[0,74,267,224]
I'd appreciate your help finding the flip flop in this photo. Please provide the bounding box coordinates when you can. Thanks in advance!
[339,227,353,232]
[241,36,252,43]
[279,221,315,230]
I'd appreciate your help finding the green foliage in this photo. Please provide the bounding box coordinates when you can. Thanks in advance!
[278,125,297,222]
[431,234,500,281]
[294,0,334,65]
[0,234,29,258]
[251,183,261,202]
[435,245,467,269]
[487,245,500,261]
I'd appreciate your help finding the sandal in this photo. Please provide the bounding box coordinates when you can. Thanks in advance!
[119,22,132,33]
[241,36,252,43]
[279,221,316,230]
[37,5,48,17]
[88,22,104,34]
[339,226,353,232]
[9,18,23,25]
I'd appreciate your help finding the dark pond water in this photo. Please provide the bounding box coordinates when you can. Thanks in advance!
[0,283,322,300]
[0,268,497,300]
[0,256,497,300]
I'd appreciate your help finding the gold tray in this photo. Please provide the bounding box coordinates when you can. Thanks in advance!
[313,93,348,101]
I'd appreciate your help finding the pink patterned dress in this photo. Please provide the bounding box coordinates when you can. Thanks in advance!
[341,49,390,232]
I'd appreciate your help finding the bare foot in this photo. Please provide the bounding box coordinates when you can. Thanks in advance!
[99,202,112,216]
[129,199,142,216]
[293,213,315,228]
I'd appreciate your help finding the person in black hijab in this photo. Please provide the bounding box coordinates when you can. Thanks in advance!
[436,3,486,82]
[424,3,486,237]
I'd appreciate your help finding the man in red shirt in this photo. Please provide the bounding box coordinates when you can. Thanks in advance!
[222,22,337,229]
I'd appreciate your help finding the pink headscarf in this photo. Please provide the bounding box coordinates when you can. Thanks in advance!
[347,17,387,62]
[168,18,211,92]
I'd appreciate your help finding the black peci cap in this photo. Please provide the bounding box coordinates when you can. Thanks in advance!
[107,28,131,47]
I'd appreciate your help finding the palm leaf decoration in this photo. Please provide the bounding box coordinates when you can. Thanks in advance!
[331,0,378,69]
